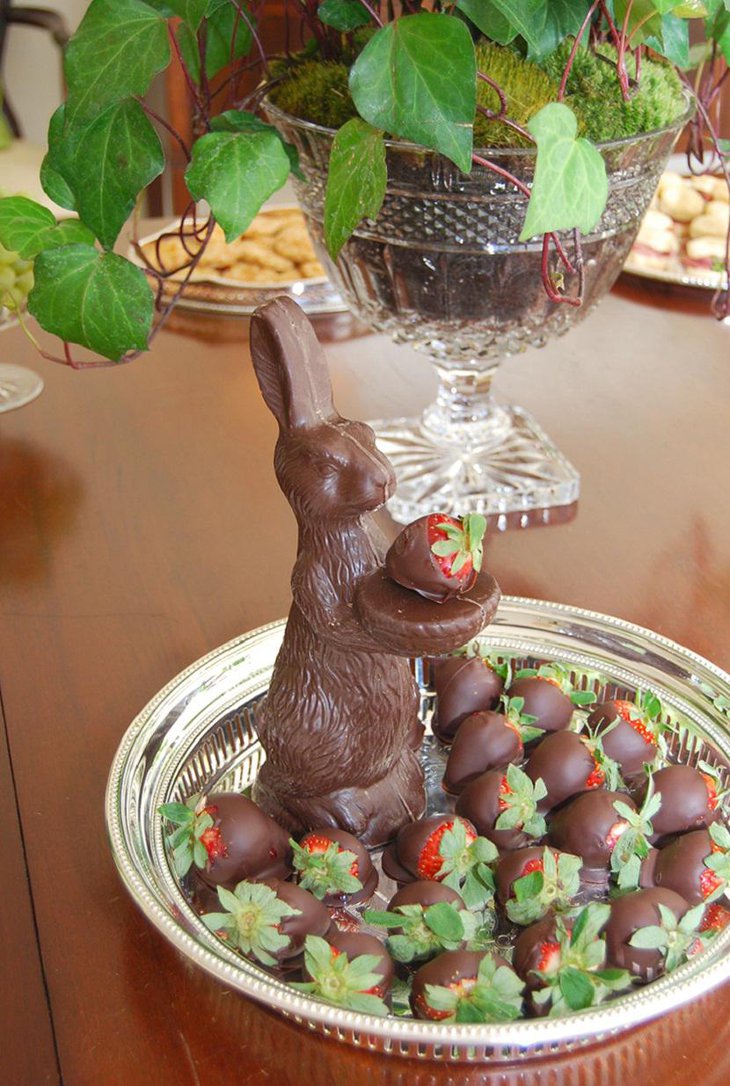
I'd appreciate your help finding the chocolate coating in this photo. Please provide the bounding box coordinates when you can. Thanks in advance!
[495,846,546,906]
[196,793,292,889]
[455,770,533,850]
[645,829,715,905]
[430,657,505,743]
[605,887,688,981]
[260,878,332,964]
[513,916,561,989]
[525,731,600,812]
[547,790,637,873]
[410,950,510,1019]
[326,929,394,995]
[250,297,431,846]
[507,676,573,732]
[639,765,718,841]
[354,568,501,659]
[588,699,657,778]
[389,880,464,911]
[299,827,378,905]
[385,516,477,603]
[384,815,476,884]
[443,710,521,792]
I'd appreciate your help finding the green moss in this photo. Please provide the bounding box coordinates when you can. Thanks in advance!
[268,61,358,129]
[539,43,686,142]
[473,41,564,148]
[268,39,686,144]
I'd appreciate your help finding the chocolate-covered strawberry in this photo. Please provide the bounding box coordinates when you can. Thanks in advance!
[496,846,582,926]
[642,823,730,905]
[293,934,390,1015]
[159,792,291,887]
[431,654,506,743]
[364,882,477,964]
[455,764,547,850]
[382,814,497,909]
[201,878,330,968]
[291,828,377,905]
[637,764,721,842]
[688,901,730,957]
[522,904,632,1016]
[443,701,543,793]
[386,513,486,603]
[410,950,524,1022]
[605,888,692,981]
[507,663,594,733]
[588,691,665,779]
[525,731,608,813]
[548,791,638,880]
[325,929,394,997]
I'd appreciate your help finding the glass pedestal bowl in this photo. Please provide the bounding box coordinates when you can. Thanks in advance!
[266,102,689,523]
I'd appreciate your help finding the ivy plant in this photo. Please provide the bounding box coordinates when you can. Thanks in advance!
[0,0,728,365]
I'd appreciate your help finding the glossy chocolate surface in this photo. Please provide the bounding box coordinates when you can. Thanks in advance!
[386,815,476,883]
[507,677,573,732]
[443,710,521,792]
[646,829,714,905]
[641,765,718,841]
[455,769,532,850]
[261,878,332,962]
[605,887,688,981]
[513,916,561,990]
[385,516,477,603]
[526,731,599,812]
[388,880,464,911]
[588,699,658,777]
[430,657,505,743]
[548,790,636,872]
[196,793,292,889]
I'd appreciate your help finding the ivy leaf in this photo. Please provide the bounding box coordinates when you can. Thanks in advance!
[0,197,96,257]
[55,99,164,249]
[210,109,302,180]
[519,102,608,241]
[645,14,692,66]
[185,129,290,242]
[318,0,371,31]
[64,0,170,125]
[456,0,519,43]
[706,5,730,64]
[324,118,386,259]
[349,12,475,174]
[0,197,56,256]
[29,245,154,360]
[179,0,254,81]
[41,107,77,212]
[167,0,209,30]
[482,0,587,60]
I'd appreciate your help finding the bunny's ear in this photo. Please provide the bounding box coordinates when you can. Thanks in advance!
[250,296,336,431]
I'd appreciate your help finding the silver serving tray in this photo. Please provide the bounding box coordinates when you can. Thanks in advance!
[105,597,730,1062]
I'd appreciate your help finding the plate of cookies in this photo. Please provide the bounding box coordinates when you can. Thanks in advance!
[131,203,348,317]
[623,164,729,290]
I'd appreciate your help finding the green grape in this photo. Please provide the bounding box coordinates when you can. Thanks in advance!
[0,241,33,313]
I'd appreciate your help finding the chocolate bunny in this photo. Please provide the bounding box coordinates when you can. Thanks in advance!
[249,298,500,846]
[249,297,426,845]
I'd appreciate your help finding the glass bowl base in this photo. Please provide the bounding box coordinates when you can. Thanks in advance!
[371,405,580,523]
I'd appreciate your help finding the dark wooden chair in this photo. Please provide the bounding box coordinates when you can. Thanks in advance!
[0,1,68,136]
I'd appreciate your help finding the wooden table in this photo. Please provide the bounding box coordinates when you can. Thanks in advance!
[1,279,729,1085]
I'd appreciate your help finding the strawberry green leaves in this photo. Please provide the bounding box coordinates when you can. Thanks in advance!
[64,0,170,125]
[324,119,387,259]
[349,12,476,174]
[437,819,498,910]
[424,954,524,1023]
[202,881,301,966]
[294,935,390,1015]
[186,126,290,242]
[29,246,154,362]
[519,103,608,242]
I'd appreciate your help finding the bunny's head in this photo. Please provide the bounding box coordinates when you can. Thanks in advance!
[250,298,395,522]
